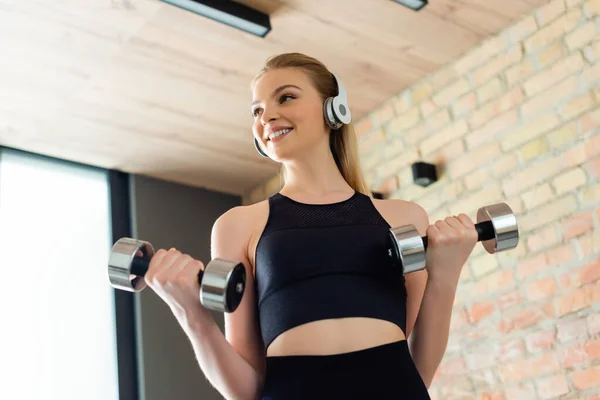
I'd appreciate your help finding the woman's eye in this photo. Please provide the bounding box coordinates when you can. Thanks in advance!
[280,94,294,103]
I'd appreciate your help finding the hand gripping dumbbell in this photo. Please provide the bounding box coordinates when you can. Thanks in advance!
[388,203,519,274]
[108,238,246,313]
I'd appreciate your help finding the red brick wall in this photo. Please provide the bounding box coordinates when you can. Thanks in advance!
[244,1,600,398]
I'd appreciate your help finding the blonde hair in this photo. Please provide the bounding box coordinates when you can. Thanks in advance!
[251,53,372,197]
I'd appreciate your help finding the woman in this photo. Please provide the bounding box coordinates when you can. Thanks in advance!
[144,53,478,399]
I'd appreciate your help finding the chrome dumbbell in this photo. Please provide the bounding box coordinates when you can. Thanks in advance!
[108,238,246,313]
[388,203,519,274]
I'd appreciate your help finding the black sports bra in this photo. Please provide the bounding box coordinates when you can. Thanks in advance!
[254,191,407,350]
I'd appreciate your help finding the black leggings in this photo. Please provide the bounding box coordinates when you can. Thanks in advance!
[260,340,431,400]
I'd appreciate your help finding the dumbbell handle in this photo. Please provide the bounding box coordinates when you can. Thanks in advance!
[422,220,494,250]
[130,257,203,284]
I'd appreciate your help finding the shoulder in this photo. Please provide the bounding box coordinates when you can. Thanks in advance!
[372,197,430,236]
[212,200,269,238]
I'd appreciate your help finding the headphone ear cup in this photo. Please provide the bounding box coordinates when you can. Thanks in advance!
[254,138,270,158]
[332,96,351,125]
[323,97,342,130]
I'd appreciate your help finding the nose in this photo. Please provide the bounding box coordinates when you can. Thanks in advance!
[260,106,279,126]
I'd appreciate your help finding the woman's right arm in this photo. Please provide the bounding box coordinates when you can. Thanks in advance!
[193,205,265,399]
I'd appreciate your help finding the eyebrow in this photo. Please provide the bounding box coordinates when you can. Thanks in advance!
[251,85,302,109]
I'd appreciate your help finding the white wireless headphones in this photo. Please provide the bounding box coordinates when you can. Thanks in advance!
[254,73,352,158]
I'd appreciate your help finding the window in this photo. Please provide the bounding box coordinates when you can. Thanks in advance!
[0,149,119,399]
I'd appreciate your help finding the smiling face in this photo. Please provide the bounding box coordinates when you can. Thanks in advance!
[251,67,329,161]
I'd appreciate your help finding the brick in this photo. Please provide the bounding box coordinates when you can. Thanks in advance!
[454,35,508,75]
[504,302,556,333]
[577,230,600,258]
[527,277,558,301]
[464,168,491,190]
[521,75,580,118]
[507,16,539,44]
[430,65,460,92]
[375,148,419,180]
[477,77,504,104]
[526,329,556,352]
[492,152,520,178]
[471,47,523,87]
[419,99,437,118]
[524,53,585,96]
[403,125,427,145]
[373,103,395,127]
[360,150,381,173]
[505,383,537,399]
[499,353,560,383]
[475,269,515,298]
[566,21,598,50]
[393,92,412,115]
[411,82,433,105]
[502,156,562,196]
[420,120,469,156]
[559,91,598,121]
[448,184,503,217]
[571,365,600,391]
[548,121,579,148]
[580,258,600,284]
[383,137,405,160]
[503,114,561,151]
[583,62,600,88]
[433,78,470,106]
[451,92,477,118]
[583,39,600,63]
[518,253,548,279]
[535,0,566,27]
[358,128,385,155]
[535,374,570,399]
[375,175,399,196]
[562,142,587,168]
[585,132,600,157]
[563,211,594,239]
[589,312,600,334]
[448,142,502,179]
[497,289,522,311]
[497,337,527,362]
[580,108,600,134]
[468,300,496,324]
[355,118,374,139]
[518,195,578,233]
[425,108,451,132]
[553,167,588,195]
[557,282,600,317]
[580,182,600,205]
[527,224,561,252]
[468,88,524,131]
[386,107,421,137]
[561,343,590,368]
[524,9,584,53]
[429,139,465,165]
[521,183,554,210]
[505,58,537,88]
[470,253,499,278]
[537,41,570,70]
[583,156,600,178]
[466,110,520,150]
[519,137,550,162]
[585,0,600,16]
[566,0,585,7]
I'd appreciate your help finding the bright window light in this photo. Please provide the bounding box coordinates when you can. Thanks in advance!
[0,150,118,400]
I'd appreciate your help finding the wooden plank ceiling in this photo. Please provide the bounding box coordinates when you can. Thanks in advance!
[0,0,547,196]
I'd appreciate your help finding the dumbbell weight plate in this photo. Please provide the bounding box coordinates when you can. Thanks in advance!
[388,225,426,274]
[109,237,154,292]
[476,203,519,254]
[201,259,246,313]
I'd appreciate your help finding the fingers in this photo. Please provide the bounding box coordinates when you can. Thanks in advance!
[428,213,476,244]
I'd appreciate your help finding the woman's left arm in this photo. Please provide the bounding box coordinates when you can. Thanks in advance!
[401,203,478,388]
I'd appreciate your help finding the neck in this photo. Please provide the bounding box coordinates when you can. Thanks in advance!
[281,142,353,197]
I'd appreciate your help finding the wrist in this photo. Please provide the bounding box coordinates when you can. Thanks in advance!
[173,305,215,335]
[426,273,460,292]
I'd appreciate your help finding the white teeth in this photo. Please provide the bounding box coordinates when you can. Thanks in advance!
[268,128,291,140]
